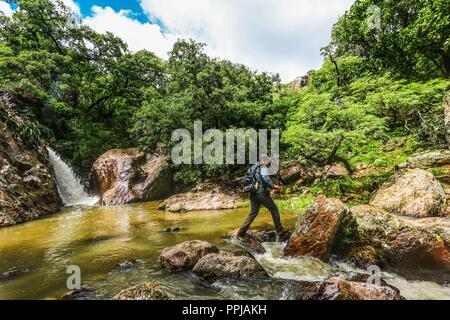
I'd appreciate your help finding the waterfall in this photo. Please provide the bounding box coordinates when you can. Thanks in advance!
[47,147,99,206]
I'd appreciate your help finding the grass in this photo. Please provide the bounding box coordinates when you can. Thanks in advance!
[276,193,315,214]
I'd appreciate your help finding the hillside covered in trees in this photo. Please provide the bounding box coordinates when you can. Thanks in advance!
[0,0,449,197]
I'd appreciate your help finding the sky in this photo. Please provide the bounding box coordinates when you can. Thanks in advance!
[0,0,355,82]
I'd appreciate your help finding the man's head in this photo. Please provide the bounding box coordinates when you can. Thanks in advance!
[259,155,271,166]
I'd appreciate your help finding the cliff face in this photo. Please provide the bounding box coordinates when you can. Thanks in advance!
[0,94,61,227]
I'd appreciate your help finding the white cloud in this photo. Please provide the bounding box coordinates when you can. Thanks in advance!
[0,1,13,17]
[60,0,81,16]
[83,6,176,58]
[2,0,356,81]
[139,0,355,81]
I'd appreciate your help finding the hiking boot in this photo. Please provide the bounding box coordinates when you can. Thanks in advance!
[276,228,291,241]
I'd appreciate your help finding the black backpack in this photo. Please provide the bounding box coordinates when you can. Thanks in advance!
[241,164,262,193]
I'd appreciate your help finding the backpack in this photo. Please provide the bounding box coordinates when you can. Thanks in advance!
[241,164,262,193]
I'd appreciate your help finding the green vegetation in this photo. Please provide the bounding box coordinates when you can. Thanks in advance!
[277,194,316,214]
[0,0,449,194]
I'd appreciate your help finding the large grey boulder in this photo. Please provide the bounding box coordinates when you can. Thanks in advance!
[192,251,268,282]
[399,150,450,169]
[158,182,237,212]
[370,169,446,218]
[90,148,171,206]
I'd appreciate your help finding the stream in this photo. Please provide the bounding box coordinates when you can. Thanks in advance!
[0,202,449,300]
[0,149,449,300]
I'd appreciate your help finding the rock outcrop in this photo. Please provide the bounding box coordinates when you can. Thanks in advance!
[276,277,402,300]
[283,196,449,281]
[398,150,450,169]
[370,169,446,218]
[90,148,171,206]
[283,196,349,260]
[113,283,171,300]
[0,95,60,227]
[158,182,237,212]
[338,205,450,279]
[160,240,219,271]
[192,251,268,282]
[279,161,310,185]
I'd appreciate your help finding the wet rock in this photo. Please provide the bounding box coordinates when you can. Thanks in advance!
[399,150,450,169]
[160,240,219,271]
[116,260,143,270]
[370,169,446,218]
[192,251,268,282]
[224,229,277,254]
[61,286,95,300]
[338,205,450,277]
[158,182,237,212]
[320,277,403,300]
[0,95,60,227]
[113,283,171,300]
[274,277,403,300]
[0,268,29,280]
[162,226,185,233]
[284,196,349,260]
[90,148,171,206]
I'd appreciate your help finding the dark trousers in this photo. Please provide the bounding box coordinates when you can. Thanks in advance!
[238,192,282,237]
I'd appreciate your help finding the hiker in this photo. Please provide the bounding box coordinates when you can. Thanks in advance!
[238,155,290,238]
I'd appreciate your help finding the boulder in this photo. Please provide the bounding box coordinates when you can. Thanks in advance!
[0,95,60,227]
[338,205,450,278]
[279,161,309,185]
[320,277,403,300]
[283,196,349,260]
[113,283,171,300]
[90,148,171,206]
[399,150,450,169]
[370,169,446,218]
[274,277,402,300]
[160,240,219,271]
[60,286,95,300]
[192,251,268,282]
[323,163,350,178]
[162,226,185,233]
[224,229,277,254]
[158,182,237,212]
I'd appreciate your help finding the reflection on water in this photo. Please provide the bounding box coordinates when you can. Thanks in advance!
[0,202,449,300]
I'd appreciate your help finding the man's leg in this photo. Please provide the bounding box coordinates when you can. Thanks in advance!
[237,193,261,237]
[257,193,283,232]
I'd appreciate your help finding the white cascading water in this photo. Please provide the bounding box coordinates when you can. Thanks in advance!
[47,147,99,206]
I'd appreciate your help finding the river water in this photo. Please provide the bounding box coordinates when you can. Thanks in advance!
[0,202,449,300]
